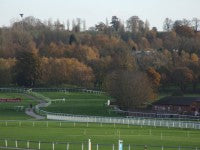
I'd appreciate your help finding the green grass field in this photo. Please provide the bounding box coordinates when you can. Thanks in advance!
[0,121,199,150]
[0,91,200,149]
[0,92,38,120]
[39,92,120,117]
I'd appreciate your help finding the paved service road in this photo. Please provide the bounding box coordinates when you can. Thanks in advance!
[24,94,46,120]
[25,108,45,120]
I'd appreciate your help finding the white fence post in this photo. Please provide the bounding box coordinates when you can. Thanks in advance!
[88,139,91,150]
[128,120,130,128]
[66,143,69,150]
[118,140,123,150]
[96,144,99,150]
[39,141,41,149]
[52,142,55,150]
[27,141,29,149]
[82,143,84,150]
[15,140,18,148]
[5,139,7,147]
[113,144,115,150]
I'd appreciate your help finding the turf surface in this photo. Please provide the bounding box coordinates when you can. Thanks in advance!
[0,121,199,150]
[0,92,38,120]
[39,92,120,117]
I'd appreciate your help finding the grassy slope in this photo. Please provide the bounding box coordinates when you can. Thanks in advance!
[0,122,199,150]
[40,92,120,116]
[0,92,38,120]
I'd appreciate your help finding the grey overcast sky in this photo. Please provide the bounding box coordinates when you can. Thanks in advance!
[0,0,199,30]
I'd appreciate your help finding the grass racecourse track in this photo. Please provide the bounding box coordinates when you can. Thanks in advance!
[0,92,38,120]
[0,91,200,149]
[0,121,200,150]
[39,91,120,117]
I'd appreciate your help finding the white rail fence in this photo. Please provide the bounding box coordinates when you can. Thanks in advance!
[0,88,200,130]
[47,114,200,130]
[0,138,199,150]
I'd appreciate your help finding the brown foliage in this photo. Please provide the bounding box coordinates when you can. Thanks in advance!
[146,67,161,87]
[40,57,94,87]
[105,71,156,109]
[172,67,194,92]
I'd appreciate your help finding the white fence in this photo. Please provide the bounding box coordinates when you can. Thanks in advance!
[1,88,200,130]
[0,138,199,150]
[47,114,200,130]
[26,90,200,130]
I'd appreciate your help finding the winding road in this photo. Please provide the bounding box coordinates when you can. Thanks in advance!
[24,94,46,120]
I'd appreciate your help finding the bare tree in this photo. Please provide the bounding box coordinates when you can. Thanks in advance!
[192,18,200,31]
[126,16,140,32]
[105,18,109,27]
[66,19,70,31]
[163,18,173,31]
[82,19,86,31]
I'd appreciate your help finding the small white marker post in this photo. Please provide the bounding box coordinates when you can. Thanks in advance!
[38,141,41,149]
[162,146,164,150]
[82,143,84,150]
[74,122,76,127]
[128,144,131,150]
[5,139,7,147]
[87,122,89,127]
[128,120,130,128]
[52,142,55,150]
[118,140,123,150]
[46,121,48,127]
[33,122,35,127]
[96,144,99,150]
[112,144,115,150]
[66,143,69,150]
[27,141,29,149]
[88,139,91,150]
[15,140,18,148]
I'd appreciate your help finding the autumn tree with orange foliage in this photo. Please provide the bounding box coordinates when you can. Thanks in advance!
[40,57,94,87]
[146,67,161,88]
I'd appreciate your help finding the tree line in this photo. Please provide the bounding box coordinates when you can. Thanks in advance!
[0,16,200,109]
